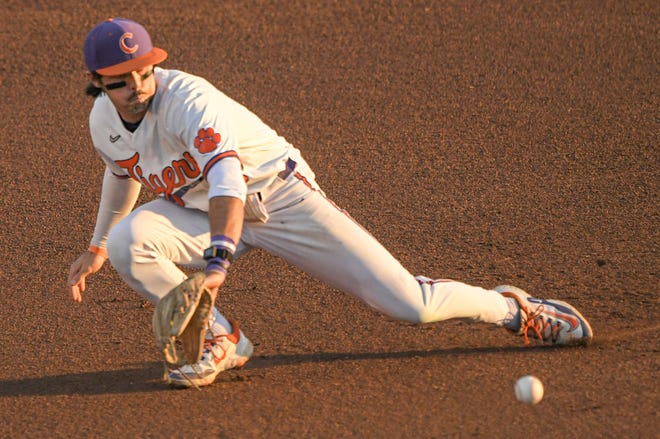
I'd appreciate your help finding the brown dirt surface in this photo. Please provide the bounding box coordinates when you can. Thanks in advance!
[0,1,657,438]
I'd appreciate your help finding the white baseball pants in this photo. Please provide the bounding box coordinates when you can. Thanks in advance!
[105,157,511,328]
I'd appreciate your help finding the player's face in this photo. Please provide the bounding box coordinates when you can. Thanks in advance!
[96,66,157,123]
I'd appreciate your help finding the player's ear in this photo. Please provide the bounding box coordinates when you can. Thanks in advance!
[87,71,102,88]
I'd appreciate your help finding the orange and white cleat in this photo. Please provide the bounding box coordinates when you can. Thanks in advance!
[168,319,253,388]
[495,285,593,346]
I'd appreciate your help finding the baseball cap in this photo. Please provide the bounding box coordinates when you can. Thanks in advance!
[84,17,168,76]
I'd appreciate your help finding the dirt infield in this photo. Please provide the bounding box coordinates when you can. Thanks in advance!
[0,1,657,437]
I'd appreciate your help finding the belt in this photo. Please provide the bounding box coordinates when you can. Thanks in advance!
[277,157,297,180]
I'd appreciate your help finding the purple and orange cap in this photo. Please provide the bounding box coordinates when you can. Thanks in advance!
[84,18,167,76]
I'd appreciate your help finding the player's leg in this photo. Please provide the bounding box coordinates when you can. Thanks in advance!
[105,198,251,332]
[106,198,205,299]
[245,172,592,345]
[106,198,253,386]
[243,175,513,326]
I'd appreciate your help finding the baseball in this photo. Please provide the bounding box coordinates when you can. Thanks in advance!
[514,375,544,405]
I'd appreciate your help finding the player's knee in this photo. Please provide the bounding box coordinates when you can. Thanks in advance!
[416,309,438,324]
[385,305,437,324]
[406,308,437,324]
[106,221,136,273]
[107,220,165,273]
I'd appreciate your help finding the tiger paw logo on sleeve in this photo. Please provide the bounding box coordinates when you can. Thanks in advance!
[194,128,221,153]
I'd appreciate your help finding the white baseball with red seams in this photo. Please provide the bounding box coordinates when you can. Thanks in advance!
[515,375,544,405]
[88,67,513,325]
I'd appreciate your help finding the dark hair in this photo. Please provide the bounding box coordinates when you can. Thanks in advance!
[85,71,104,98]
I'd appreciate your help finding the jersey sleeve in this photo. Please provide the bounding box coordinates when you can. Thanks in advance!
[205,157,247,201]
[165,84,242,183]
[90,167,142,249]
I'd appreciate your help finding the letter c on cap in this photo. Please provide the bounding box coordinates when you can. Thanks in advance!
[119,32,139,54]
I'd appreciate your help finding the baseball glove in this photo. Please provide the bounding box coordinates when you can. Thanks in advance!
[152,272,213,370]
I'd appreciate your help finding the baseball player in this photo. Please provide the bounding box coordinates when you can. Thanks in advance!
[67,18,593,388]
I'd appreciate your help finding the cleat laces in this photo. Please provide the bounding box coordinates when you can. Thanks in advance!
[519,304,562,345]
[201,334,230,364]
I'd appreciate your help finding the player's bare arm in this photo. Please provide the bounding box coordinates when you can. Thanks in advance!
[203,195,245,299]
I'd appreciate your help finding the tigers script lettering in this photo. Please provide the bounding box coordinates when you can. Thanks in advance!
[115,151,201,197]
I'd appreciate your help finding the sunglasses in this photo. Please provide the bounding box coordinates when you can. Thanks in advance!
[104,69,154,91]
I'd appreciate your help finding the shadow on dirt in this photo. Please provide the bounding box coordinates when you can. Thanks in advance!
[246,343,570,369]
[0,344,575,396]
[0,363,168,396]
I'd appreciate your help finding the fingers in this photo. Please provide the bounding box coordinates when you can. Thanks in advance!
[203,271,226,301]
[75,276,86,300]
[67,250,108,302]
[70,283,82,302]
[68,270,86,302]
[67,253,91,302]
[68,262,83,302]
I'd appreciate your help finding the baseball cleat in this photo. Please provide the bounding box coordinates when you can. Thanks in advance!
[495,285,593,346]
[168,319,253,388]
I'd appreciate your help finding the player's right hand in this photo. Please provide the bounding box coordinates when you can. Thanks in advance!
[202,270,227,302]
[67,251,107,302]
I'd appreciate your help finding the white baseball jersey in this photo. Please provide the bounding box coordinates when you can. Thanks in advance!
[89,67,304,211]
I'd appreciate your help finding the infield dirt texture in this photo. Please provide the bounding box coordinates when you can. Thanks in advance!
[0,1,657,438]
